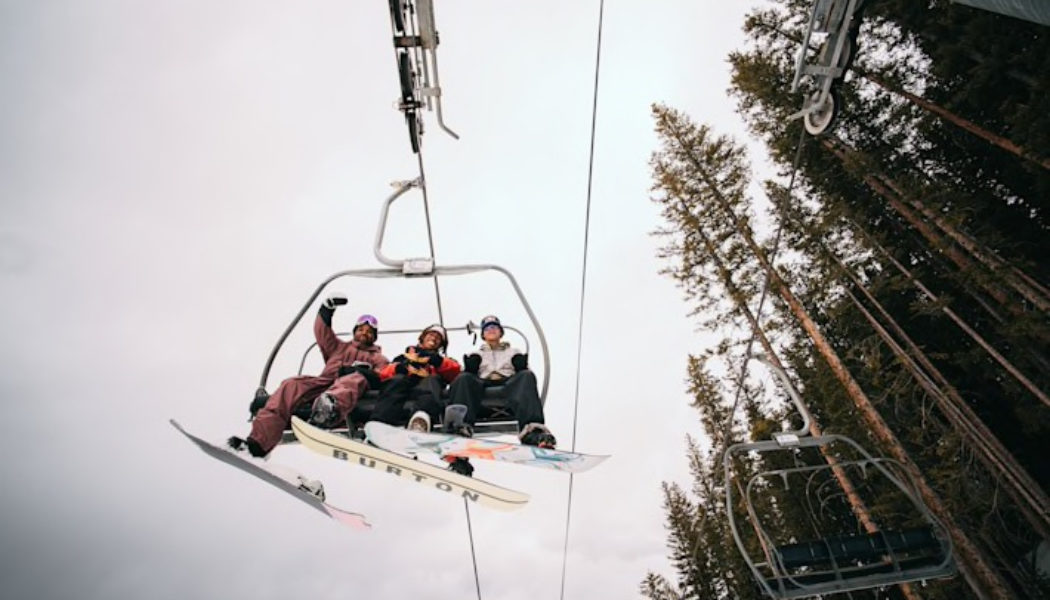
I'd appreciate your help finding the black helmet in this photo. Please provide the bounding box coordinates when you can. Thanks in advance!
[479,315,504,336]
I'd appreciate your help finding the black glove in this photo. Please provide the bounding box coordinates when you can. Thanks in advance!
[464,353,481,375]
[323,293,348,309]
[354,365,382,389]
[249,390,270,417]
[337,363,380,387]
[511,353,528,372]
[319,293,348,326]
[394,363,409,375]
[424,352,443,368]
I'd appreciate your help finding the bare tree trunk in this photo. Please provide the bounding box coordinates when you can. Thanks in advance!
[821,138,1050,330]
[854,224,1050,409]
[872,169,1050,314]
[861,72,1050,171]
[841,284,1050,537]
[855,217,1050,372]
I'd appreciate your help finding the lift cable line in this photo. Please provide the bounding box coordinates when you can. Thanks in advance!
[560,2,605,599]
[715,126,806,461]
[413,105,482,600]
[415,152,446,325]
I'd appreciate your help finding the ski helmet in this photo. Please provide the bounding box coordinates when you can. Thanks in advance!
[418,324,448,353]
[354,314,379,339]
[480,315,504,336]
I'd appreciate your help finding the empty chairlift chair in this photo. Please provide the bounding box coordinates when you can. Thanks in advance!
[724,356,955,599]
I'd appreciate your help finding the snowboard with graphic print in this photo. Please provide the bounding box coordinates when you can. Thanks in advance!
[364,421,608,473]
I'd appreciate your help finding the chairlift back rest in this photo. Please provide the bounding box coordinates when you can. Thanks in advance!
[287,384,518,431]
[776,527,942,569]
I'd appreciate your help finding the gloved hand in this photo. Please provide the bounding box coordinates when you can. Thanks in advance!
[404,347,440,367]
[339,363,381,388]
[511,353,528,372]
[463,353,481,375]
[423,351,443,368]
[249,390,270,417]
[323,293,348,310]
[397,361,428,378]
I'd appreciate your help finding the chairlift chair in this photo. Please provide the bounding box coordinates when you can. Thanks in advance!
[388,0,459,153]
[284,320,539,439]
[788,0,867,135]
[254,179,549,442]
[724,356,956,598]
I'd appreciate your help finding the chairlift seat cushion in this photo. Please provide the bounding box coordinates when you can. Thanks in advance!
[776,527,940,569]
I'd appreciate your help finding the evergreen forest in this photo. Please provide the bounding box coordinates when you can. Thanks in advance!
[642,2,1049,598]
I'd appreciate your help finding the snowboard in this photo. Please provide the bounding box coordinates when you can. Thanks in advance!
[170,419,370,530]
[290,416,529,512]
[364,421,608,473]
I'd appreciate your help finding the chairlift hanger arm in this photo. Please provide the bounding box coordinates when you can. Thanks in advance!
[790,0,827,92]
[751,354,813,440]
[374,178,425,270]
[387,0,459,149]
[788,0,865,135]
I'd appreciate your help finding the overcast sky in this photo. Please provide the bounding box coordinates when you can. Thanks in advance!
[0,2,777,598]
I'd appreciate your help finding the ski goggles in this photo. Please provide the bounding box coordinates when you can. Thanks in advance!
[355,314,378,329]
[480,315,503,332]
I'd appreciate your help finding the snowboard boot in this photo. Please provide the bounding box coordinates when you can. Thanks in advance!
[296,475,326,502]
[442,404,472,437]
[407,410,431,432]
[228,436,267,458]
[519,423,556,449]
[444,422,474,438]
[447,457,474,477]
[308,393,340,428]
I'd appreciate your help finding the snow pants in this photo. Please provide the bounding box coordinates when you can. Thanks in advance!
[447,369,544,430]
[370,375,446,427]
[249,372,367,454]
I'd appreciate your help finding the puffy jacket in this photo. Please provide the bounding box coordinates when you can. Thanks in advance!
[475,341,521,380]
[314,314,390,378]
[379,345,461,384]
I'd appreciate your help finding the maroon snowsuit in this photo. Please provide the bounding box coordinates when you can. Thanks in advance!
[249,313,389,454]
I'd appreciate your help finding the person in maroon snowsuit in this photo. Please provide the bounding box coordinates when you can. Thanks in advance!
[230,293,389,457]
